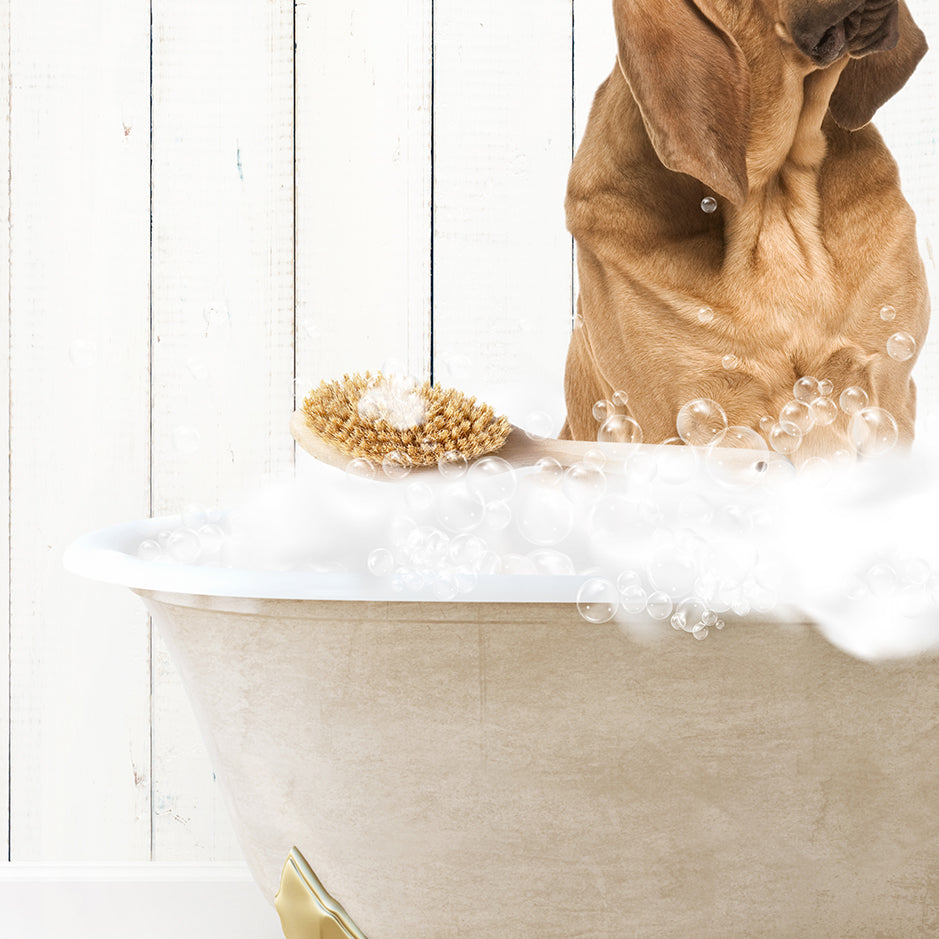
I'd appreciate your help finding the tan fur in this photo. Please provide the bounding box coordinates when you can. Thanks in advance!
[562,0,929,459]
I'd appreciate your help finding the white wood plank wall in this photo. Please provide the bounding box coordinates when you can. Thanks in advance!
[0,0,936,898]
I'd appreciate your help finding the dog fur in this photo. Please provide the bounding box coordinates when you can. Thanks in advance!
[561,0,929,459]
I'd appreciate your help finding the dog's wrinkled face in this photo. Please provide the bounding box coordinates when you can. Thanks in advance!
[781,0,900,66]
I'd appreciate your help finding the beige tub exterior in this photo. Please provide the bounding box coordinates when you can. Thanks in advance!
[135,586,938,938]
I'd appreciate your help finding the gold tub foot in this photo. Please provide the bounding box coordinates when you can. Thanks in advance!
[275,847,369,939]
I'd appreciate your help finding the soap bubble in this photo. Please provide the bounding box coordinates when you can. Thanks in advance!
[721,354,739,371]
[612,390,629,407]
[576,578,620,624]
[515,486,574,546]
[849,406,898,457]
[197,523,226,555]
[367,547,395,576]
[382,451,412,480]
[866,562,899,597]
[592,399,615,423]
[768,421,802,455]
[345,457,377,481]
[778,399,815,434]
[649,547,698,598]
[818,379,834,397]
[598,414,643,444]
[839,386,869,415]
[583,448,607,469]
[167,528,201,564]
[562,462,607,505]
[696,306,715,324]
[676,398,727,446]
[691,624,709,640]
[467,457,516,504]
[137,539,163,562]
[646,592,673,620]
[700,196,718,214]
[706,426,768,486]
[758,415,775,436]
[524,410,554,441]
[435,485,486,533]
[879,304,897,322]
[616,569,643,594]
[793,376,821,402]
[529,549,576,575]
[886,331,916,362]
[437,450,468,479]
[810,396,838,426]
[534,457,564,486]
[621,584,648,614]
[484,500,512,530]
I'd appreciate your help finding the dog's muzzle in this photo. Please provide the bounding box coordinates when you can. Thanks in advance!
[790,0,900,67]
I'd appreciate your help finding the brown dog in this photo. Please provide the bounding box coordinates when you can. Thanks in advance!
[562,0,929,460]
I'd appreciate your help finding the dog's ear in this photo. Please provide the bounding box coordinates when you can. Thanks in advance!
[829,1,928,130]
[612,0,751,204]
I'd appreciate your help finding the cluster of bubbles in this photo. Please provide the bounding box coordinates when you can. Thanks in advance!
[137,504,228,565]
[356,373,427,430]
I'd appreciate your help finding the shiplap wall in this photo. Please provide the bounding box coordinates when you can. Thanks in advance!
[1,0,937,874]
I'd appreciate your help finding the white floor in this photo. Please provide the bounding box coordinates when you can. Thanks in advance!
[0,863,283,939]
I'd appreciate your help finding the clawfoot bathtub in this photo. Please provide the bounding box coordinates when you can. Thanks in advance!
[65,517,939,938]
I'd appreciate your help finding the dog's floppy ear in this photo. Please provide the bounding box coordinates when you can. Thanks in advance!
[829,1,927,130]
[613,0,751,204]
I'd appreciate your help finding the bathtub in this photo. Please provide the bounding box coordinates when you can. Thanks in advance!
[65,514,939,938]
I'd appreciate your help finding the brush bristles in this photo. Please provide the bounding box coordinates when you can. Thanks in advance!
[301,372,512,466]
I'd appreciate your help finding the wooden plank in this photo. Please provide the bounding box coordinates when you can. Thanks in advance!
[573,0,615,152]
[7,0,151,859]
[0,0,10,864]
[432,1,574,434]
[294,0,433,394]
[150,0,295,860]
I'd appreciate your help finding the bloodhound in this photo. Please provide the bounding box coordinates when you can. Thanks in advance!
[562,0,929,459]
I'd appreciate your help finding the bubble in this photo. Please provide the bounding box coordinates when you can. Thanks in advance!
[382,451,412,480]
[529,549,576,576]
[810,396,838,426]
[437,450,468,479]
[696,306,715,325]
[562,462,607,505]
[598,414,643,445]
[592,399,615,423]
[367,547,395,576]
[69,339,98,368]
[879,304,897,322]
[534,457,564,486]
[817,379,834,397]
[197,523,226,555]
[700,196,718,214]
[166,528,201,564]
[616,570,644,594]
[477,552,502,575]
[849,406,898,457]
[758,415,775,436]
[576,578,620,624]
[793,376,821,402]
[768,421,802,455]
[435,485,486,533]
[515,486,574,546]
[485,500,513,530]
[467,456,516,504]
[583,448,607,469]
[612,390,629,407]
[448,533,488,567]
[524,410,554,441]
[672,597,708,633]
[778,399,815,434]
[649,547,698,598]
[866,562,898,597]
[646,592,673,620]
[691,624,709,640]
[886,331,916,362]
[706,426,768,486]
[721,354,739,371]
[621,584,648,615]
[173,425,201,454]
[839,386,868,415]
[137,539,163,562]
[345,457,377,481]
[676,398,727,446]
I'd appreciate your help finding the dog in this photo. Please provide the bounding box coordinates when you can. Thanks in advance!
[561,0,929,460]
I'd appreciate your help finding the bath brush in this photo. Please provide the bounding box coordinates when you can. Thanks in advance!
[290,371,612,474]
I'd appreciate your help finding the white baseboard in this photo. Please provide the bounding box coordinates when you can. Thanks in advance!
[0,863,283,939]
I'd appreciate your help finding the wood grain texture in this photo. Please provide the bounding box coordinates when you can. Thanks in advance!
[150,0,295,860]
[294,0,433,394]
[7,0,151,859]
[0,0,10,864]
[432,0,574,432]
